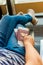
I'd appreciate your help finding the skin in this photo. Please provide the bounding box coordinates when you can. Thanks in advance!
[18,11,42,65]
[23,35,42,65]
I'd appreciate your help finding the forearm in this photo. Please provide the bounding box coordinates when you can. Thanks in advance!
[24,42,42,65]
[16,14,32,25]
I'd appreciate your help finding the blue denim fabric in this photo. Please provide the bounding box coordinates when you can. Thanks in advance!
[6,24,25,56]
[0,14,32,56]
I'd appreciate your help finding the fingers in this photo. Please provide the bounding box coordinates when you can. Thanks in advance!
[23,35,34,46]
[17,12,23,15]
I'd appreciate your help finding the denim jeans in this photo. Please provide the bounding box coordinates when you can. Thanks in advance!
[0,14,32,56]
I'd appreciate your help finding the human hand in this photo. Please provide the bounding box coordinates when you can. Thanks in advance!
[15,28,29,41]
[23,35,34,46]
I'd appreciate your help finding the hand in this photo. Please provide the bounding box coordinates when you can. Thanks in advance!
[16,29,29,41]
[23,35,34,46]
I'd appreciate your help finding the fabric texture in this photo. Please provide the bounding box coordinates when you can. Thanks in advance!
[0,14,32,56]
[6,24,29,56]
[0,47,25,65]
[0,14,41,65]
[0,14,32,47]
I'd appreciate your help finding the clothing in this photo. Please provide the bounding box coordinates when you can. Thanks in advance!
[6,24,27,56]
[0,47,25,65]
[0,14,32,56]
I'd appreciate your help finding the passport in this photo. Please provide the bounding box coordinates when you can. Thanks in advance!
[14,27,29,46]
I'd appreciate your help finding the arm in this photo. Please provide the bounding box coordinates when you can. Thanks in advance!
[0,14,32,47]
[23,35,42,65]
[16,14,32,25]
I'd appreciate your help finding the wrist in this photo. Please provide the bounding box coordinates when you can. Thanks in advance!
[24,41,33,48]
